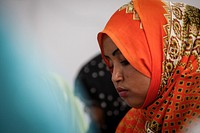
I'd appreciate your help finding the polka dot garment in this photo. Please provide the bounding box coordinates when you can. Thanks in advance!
[74,53,131,133]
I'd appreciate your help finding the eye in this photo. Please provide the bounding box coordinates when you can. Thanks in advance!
[120,60,130,66]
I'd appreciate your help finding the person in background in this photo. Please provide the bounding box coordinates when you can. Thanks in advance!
[97,0,200,132]
[74,53,131,133]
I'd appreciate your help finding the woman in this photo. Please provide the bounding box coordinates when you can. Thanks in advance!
[97,0,200,132]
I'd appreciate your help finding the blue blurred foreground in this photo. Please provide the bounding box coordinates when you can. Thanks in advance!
[0,8,85,133]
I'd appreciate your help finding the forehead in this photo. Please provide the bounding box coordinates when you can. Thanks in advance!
[102,35,118,55]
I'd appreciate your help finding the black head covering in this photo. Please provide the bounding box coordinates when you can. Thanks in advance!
[74,53,130,133]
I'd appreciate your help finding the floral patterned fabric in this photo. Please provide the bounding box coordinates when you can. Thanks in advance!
[97,0,200,132]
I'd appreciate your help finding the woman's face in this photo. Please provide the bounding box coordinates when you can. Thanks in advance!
[102,35,150,108]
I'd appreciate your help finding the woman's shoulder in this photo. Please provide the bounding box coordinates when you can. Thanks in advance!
[116,108,146,133]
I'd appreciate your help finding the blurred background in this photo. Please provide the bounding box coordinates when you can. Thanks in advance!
[1,0,199,89]
[0,0,199,132]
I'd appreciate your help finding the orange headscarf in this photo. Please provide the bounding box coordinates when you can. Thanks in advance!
[97,0,200,132]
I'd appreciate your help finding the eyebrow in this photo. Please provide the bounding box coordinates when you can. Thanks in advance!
[104,48,120,59]
[112,48,120,56]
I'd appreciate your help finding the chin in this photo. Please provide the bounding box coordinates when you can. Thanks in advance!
[126,101,143,108]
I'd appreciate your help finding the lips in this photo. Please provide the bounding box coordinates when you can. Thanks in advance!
[116,87,128,97]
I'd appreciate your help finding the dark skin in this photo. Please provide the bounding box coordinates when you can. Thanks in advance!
[102,35,151,108]
[85,105,105,129]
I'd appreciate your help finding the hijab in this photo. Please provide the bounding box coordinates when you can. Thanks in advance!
[97,0,200,132]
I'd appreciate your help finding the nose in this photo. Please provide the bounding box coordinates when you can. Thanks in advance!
[111,66,123,83]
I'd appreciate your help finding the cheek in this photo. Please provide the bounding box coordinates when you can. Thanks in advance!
[123,67,137,79]
[125,67,150,90]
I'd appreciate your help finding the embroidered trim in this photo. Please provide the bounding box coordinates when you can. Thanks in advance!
[118,1,143,29]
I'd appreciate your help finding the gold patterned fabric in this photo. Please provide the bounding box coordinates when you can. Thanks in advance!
[97,0,200,132]
[144,1,200,132]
